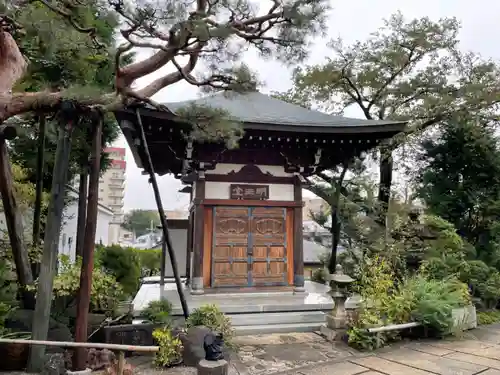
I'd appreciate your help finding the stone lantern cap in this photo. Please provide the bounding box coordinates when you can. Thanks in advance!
[329,264,354,284]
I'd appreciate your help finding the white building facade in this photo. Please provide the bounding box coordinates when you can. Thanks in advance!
[58,188,114,262]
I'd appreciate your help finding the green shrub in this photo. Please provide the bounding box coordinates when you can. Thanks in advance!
[405,276,469,335]
[136,249,162,277]
[49,256,124,315]
[96,245,141,296]
[152,327,183,367]
[311,268,327,284]
[142,299,173,326]
[185,304,234,346]
[347,256,470,350]
[478,310,500,325]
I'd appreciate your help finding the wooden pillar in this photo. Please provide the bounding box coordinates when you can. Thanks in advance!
[191,173,206,295]
[185,208,194,286]
[73,113,103,371]
[293,175,305,292]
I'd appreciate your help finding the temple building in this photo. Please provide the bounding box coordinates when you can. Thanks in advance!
[115,91,406,295]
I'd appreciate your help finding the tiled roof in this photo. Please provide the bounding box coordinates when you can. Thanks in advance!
[162,91,405,128]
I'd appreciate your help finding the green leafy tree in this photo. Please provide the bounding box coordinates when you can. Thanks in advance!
[276,12,500,217]
[1,0,328,131]
[96,245,141,296]
[6,0,127,193]
[122,209,161,238]
[417,119,500,266]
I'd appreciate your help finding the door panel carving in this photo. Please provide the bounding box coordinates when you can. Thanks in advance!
[211,206,288,287]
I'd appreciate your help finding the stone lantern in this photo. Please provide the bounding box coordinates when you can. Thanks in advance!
[326,264,354,330]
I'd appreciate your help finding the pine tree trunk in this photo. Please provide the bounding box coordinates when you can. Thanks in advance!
[327,164,348,273]
[378,145,394,223]
[0,125,35,308]
[28,120,73,372]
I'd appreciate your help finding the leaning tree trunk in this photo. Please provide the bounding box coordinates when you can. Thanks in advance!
[0,124,35,308]
[377,145,394,225]
[328,212,342,274]
[28,118,74,373]
[327,163,348,274]
[73,113,102,371]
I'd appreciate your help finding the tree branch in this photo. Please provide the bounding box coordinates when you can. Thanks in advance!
[0,31,27,94]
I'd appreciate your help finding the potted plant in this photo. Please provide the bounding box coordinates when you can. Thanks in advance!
[0,331,32,371]
[152,327,183,367]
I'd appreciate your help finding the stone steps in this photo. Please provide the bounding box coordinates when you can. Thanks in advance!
[230,311,327,336]
[234,322,325,335]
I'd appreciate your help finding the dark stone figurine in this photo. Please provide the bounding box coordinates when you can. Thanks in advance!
[203,331,225,361]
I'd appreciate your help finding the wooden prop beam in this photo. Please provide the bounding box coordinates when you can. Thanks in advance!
[0,125,34,307]
[73,113,103,371]
[32,116,46,269]
[135,110,189,318]
[28,119,74,372]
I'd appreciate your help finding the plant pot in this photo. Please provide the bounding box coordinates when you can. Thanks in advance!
[166,357,183,368]
[0,342,29,371]
[452,305,477,331]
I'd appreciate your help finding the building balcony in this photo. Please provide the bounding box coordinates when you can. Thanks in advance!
[108,182,124,188]
[109,201,123,207]
[110,175,125,181]
[108,191,124,198]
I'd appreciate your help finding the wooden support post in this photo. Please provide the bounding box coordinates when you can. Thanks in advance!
[134,111,189,318]
[32,116,46,250]
[191,177,205,294]
[116,351,125,375]
[73,113,103,371]
[197,359,229,375]
[160,235,166,289]
[75,170,88,258]
[293,175,305,292]
[28,119,74,372]
[0,125,35,307]
[185,209,194,286]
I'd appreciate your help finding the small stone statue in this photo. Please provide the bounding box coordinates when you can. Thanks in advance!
[203,331,225,361]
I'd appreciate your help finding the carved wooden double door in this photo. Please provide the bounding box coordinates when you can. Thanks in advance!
[211,206,288,287]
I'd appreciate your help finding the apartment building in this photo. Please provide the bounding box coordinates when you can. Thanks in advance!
[99,147,126,224]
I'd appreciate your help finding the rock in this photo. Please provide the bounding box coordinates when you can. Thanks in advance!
[181,326,212,367]
[41,353,67,375]
[86,348,116,371]
[180,326,231,367]
[197,359,229,375]
[5,309,72,352]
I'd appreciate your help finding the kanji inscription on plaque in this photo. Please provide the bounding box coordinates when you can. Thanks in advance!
[230,184,269,200]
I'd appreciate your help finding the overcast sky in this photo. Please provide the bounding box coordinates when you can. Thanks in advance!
[118,0,500,212]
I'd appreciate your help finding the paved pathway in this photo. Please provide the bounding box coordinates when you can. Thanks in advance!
[129,323,500,375]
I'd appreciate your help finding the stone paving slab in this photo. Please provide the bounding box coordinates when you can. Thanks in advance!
[351,356,434,375]
[109,325,500,375]
[290,361,368,375]
[379,348,487,375]
[445,352,500,370]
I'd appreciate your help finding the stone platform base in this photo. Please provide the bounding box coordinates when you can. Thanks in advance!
[319,325,346,342]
